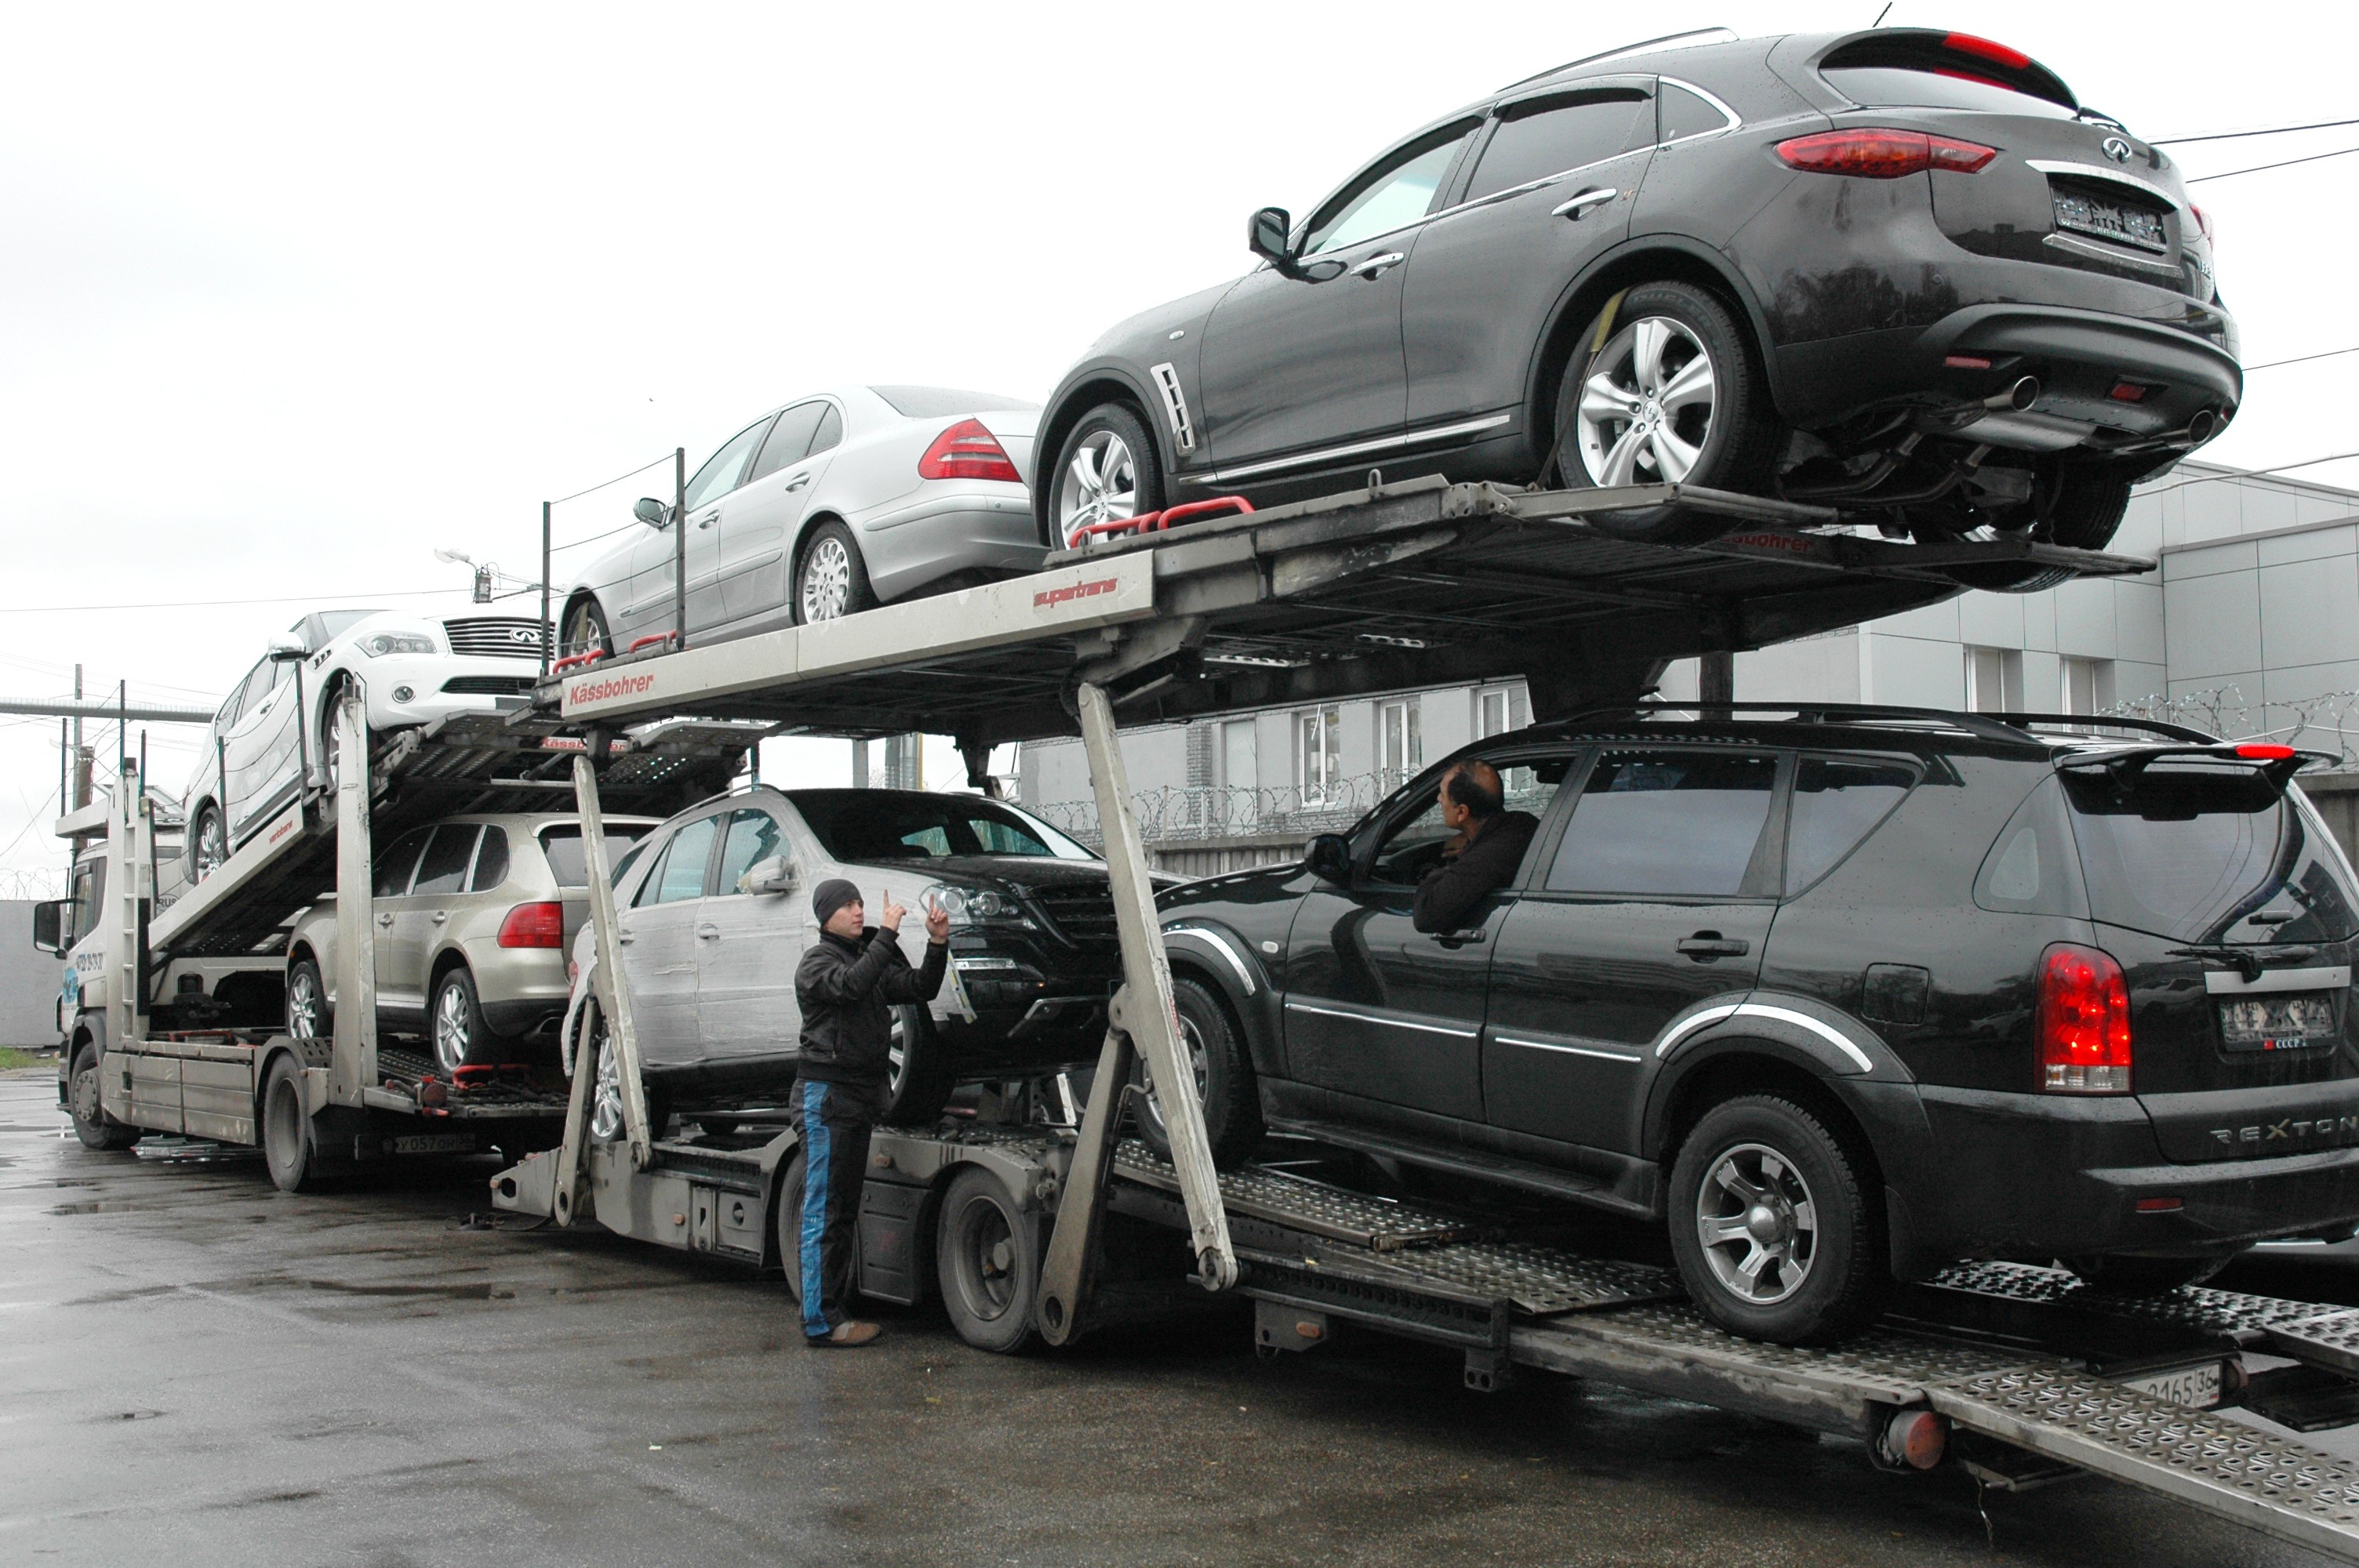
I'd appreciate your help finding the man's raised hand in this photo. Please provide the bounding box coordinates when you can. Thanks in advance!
[879,891,908,932]
[923,896,951,945]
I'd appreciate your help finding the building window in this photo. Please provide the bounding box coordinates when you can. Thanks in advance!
[1477,684,1529,739]
[1222,719,1258,830]
[2060,656,2114,716]
[1965,648,2021,714]
[1298,705,1341,807]
[1379,699,1422,791]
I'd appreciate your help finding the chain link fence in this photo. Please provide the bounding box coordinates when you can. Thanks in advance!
[1030,772,1414,851]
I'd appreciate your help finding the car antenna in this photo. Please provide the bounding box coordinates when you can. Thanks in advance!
[1498,27,1737,92]
[1871,2,1892,24]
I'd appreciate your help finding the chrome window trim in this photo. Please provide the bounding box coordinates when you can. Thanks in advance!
[1183,414,1512,486]
[2026,158,2183,212]
[1654,75,1743,143]
[1284,997,1478,1040]
[2205,966,2352,996]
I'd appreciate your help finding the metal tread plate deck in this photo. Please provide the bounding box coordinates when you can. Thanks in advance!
[1256,1238,1682,1316]
[1113,1138,1474,1250]
[551,476,2153,749]
[1932,1261,2359,1367]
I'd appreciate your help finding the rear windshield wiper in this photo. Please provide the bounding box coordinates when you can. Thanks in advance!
[2166,942,2321,982]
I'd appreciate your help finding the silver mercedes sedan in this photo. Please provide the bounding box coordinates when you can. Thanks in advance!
[556,385,1040,653]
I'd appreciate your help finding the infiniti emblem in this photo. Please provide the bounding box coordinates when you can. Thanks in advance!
[2103,136,2132,163]
[509,626,540,644]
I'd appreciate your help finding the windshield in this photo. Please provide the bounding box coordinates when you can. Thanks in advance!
[2061,764,2359,944]
[538,823,654,887]
[790,791,1096,862]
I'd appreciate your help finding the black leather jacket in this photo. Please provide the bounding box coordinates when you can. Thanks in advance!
[794,928,948,1086]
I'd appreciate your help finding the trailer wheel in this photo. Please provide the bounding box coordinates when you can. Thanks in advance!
[774,1150,865,1308]
[881,1006,955,1127]
[1131,977,1263,1170]
[261,1054,329,1193]
[936,1166,1038,1354]
[68,1041,140,1151]
[1667,1094,1886,1345]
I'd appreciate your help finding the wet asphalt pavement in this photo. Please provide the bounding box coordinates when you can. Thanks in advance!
[1,1066,2350,1568]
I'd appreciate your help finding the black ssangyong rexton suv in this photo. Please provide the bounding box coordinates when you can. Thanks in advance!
[1150,708,2359,1345]
[1036,28,2236,592]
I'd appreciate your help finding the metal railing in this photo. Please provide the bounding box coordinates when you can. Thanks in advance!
[1030,773,1419,849]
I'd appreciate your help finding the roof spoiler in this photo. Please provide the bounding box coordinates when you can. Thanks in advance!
[2057,742,2338,792]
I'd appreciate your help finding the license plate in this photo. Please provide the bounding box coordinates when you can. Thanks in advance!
[2219,993,2339,1052]
[391,1132,475,1155]
[2121,1360,2223,1409]
[2052,186,2169,253]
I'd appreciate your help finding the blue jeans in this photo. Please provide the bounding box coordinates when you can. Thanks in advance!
[794,1078,876,1339]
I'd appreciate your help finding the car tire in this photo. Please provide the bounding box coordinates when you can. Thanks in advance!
[189,801,228,884]
[1130,977,1264,1171]
[429,965,496,1076]
[2064,1250,2238,1294]
[583,1006,669,1144]
[260,1052,329,1192]
[285,956,331,1040]
[1667,1094,1888,1345]
[793,521,878,624]
[1048,403,1164,550]
[936,1166,1039,1354]
[1551,281,1781,545]
[561,596,614,659]
[774,1149,862,1308]
[881,1005,956,1127]
[67,1040,140,1150]
[1917,459,2139,594]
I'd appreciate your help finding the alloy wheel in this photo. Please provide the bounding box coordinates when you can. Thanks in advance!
[799,535,855,622]
[562,600,610,659]
[1142,1013,1211,1137]
[887,1011,909,1096]
[287,967,322,1039]
[1056,431,1138,542]
[194,809,227,880]
[588,1020,623,1141]
[432,979,471,1076]
[1693,1141,1819,1306]
[1576,315,1718,487]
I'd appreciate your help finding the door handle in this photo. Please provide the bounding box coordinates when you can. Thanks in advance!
[696,925,721,941]
[1353,251,1405,280]
[696,513,718,530]
[1434,929,1487,948]
[785,474,812,492]
[1552,187,1619,220]
[616,928,635,945]
[1677,932,1750,960]
[376,913,394,927]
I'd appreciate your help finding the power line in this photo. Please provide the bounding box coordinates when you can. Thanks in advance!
[2245,346,2359,372]
[550,451,677,507]
[0,586,456,614]
[2188,145,2359,183]
[2156,117,2359,146]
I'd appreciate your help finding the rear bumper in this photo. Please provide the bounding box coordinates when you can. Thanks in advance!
[852,481,1042,603]
[1917,1085,2359,1259]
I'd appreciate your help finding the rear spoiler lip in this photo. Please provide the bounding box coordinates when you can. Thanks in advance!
[2055,743,2340,789]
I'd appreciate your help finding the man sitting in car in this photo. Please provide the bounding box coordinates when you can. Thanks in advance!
[1412,759,1539,934]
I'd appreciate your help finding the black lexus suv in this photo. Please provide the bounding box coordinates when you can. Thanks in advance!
[1036,27,2236,592]
[1149,707,2359,1345]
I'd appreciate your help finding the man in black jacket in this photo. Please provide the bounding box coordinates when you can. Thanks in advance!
[793,877,949,1347]
[1412,760,1539,935]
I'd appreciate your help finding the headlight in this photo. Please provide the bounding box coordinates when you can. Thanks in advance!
[921,883,1034,928]
[358,632,438,657]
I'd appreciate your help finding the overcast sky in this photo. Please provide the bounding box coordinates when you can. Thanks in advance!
[2,0,2352,891]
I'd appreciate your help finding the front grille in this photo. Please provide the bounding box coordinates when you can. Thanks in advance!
[442,675,538,695]
[1029,884,1119,955]
[445,617,553,660]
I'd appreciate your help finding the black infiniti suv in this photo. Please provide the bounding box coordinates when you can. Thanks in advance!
[1150,707,2359,1345]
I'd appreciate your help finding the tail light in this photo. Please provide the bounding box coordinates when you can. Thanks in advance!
[1775,129,1998,179]
[918,419,1022,483]
[2190,202,2215,245]
[497,901,565,949]
[1942,32,2033,70]
[2038,943,2132,1093]
[2235,743,2295,760]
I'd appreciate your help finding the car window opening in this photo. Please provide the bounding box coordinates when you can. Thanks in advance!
[789,790,1095,863]
[1548,750,1778,897]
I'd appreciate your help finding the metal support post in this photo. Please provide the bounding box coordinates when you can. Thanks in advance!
[550,750,655,1226]
[328,692,377,1101]
[672,447,687,649]
[105,751,150,1055]
[540,500,553,677]
[1036,681,1234,1344]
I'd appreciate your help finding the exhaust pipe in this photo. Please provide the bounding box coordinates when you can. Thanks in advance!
[1985,376,2041,412]
[2188,407,2219,443]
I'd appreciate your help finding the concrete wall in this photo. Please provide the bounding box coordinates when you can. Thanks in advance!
[0,902,64,1048]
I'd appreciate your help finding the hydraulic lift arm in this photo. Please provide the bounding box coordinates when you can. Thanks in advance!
[329,691,378,1103]
[551,746,657,1225]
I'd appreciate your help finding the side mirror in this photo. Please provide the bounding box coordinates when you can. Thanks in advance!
[1247,205,1299,276]
[31,899,67,956]
[740,855,796,895]
[634,497,671,528]
[1305,833,1352,884]
[266,633,307,662]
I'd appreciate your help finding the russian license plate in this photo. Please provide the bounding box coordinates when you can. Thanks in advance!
[2219,993,2339,1052]
[2052,186,2169,253]
[2121,1360,2223,1409]
[391,1132,476,1155]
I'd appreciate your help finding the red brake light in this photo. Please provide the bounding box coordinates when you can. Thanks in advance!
[2190,203,2215,245]
[918,419,1021,483]
[497,901,565,949]
[1775,129,1997,179]
[2235,743,2296,760]
[1943,32,2033,70]
[2037,943,2132,1094]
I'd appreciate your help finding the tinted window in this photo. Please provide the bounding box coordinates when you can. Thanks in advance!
[71,858,105,943]
[411,824,482,897]
[637,816,719,906]
[2063,766,2359,943]
[791,791,1095,862]
[871,387,1036,418]
[1973,775,2084,916]
[469,826,510,893]
[749,402,827,483]
[374,827,433,898]
[714,809,786,895]
[1304,122,1480,256]
[1822,66,2076,118]
[1548,750,1777,895]
[1657,82,1732,142]
[609,838,649,890]
[1786,759,1916,891]
[539,824,653,888]
[1466,92,1651,203]
[809,403,842,455]
[682,418,775,510]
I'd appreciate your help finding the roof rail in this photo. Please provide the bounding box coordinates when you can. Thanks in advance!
[1542,700,2040,747]
[1498,27,1738,92]
[1980,710,2220,746]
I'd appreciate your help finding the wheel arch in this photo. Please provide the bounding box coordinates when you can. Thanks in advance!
[787,508,859,604]
[1646,1040,1882,1185]
[1523,238,1787,477]
[559,588,614,654]
[1161,924,1282,1079]
[1031,368,1167,544]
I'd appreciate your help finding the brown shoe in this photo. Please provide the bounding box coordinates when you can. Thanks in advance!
[808,1321,883,1348]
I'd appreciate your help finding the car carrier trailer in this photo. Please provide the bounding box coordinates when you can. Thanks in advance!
[474,474,2359,1563]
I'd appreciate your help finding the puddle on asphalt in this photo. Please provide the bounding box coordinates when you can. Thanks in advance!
[305,1279,516,1301]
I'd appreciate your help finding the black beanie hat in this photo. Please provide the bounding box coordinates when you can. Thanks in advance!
[812,877,862,927]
